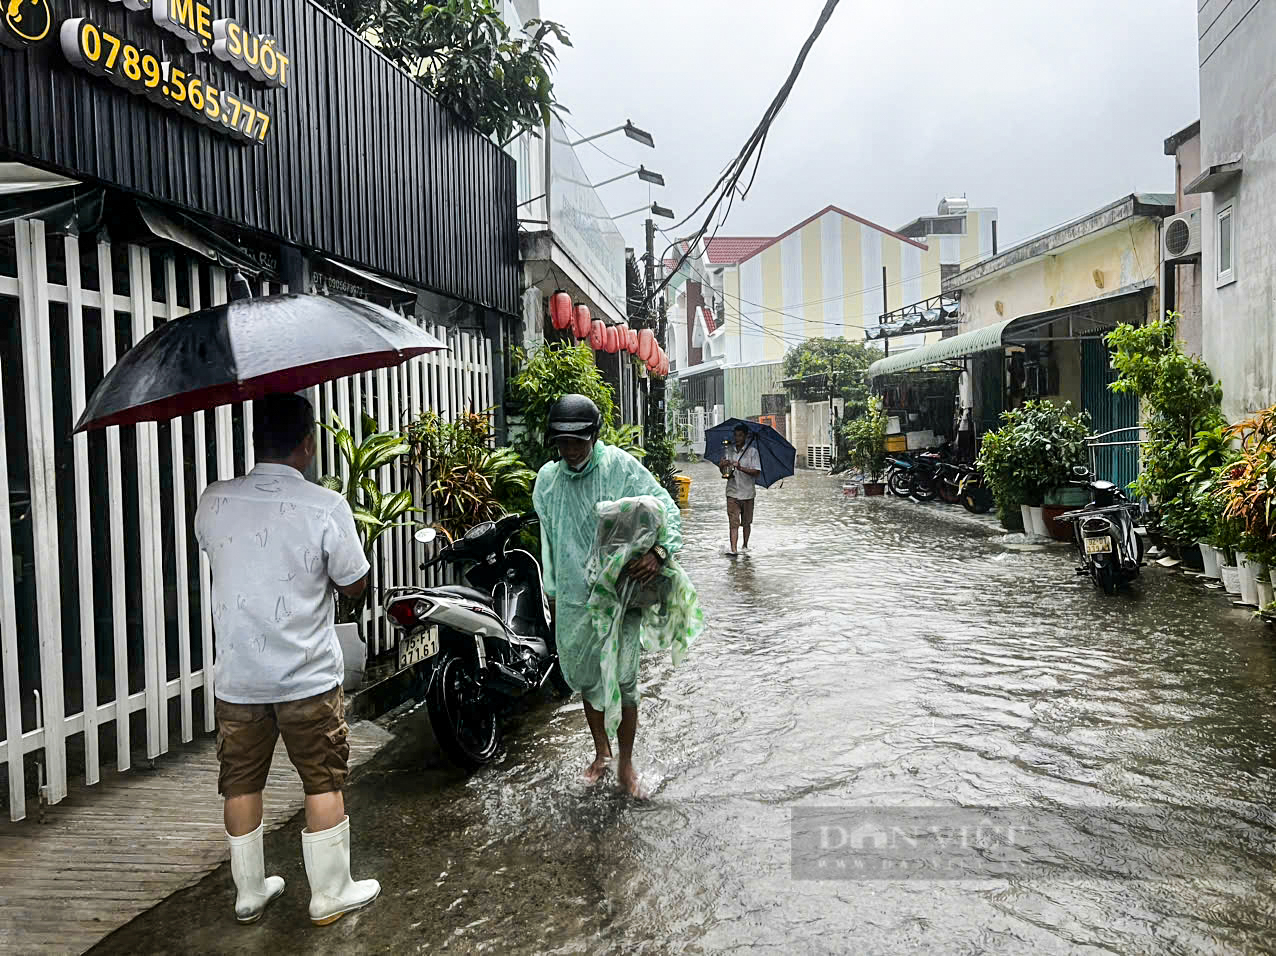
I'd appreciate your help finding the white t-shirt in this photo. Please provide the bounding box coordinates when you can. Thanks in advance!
[195,463,370,704]
[724,444,763,500]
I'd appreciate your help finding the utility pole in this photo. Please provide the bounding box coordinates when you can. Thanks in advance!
[644,217,666,440]
[882,265,890,358]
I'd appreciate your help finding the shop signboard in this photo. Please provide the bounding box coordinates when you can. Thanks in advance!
[548,116,627,318]
[0,0,520,315]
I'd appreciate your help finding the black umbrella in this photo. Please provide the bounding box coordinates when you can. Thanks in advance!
[75,294,446,431]
[704,418,796,488]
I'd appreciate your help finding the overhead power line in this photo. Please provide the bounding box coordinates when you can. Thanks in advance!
[646,0,843,309]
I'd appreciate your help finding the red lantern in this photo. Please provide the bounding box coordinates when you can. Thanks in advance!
[614,323,628,353]
[659,353,669,377]
[550,290,572,331]
[646,349,661,373]
[604,325,620,354]
[589,319,606,350]
[572,304,592,339]
[626,328,639,354]
[638,328,655,361]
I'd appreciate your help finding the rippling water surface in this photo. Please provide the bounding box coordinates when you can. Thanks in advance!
[102,462,1276,955]
[370,462,1276,955]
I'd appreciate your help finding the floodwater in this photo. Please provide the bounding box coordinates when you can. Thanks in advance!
[96,462,1276,954]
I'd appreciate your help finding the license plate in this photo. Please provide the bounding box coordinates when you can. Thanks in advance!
[1084,537,1113,555]
[397,626,439,671]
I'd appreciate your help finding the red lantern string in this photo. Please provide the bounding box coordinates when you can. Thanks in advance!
[550,290,572,331]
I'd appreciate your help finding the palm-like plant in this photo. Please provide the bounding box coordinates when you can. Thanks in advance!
[320,413,419,622]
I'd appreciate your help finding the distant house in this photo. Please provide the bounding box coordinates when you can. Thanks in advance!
[689,201,998,424]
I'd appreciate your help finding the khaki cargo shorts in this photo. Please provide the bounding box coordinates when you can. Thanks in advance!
[727,496,755,530]
[215,686,349,797]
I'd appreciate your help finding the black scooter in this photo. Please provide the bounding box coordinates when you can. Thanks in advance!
[1056,466,1145,594]
[383,514,570,769]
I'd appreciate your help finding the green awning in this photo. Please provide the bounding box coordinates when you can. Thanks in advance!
[868,318,1014,378]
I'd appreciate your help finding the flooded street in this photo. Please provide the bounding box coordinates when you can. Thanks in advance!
[98,462,1276,954]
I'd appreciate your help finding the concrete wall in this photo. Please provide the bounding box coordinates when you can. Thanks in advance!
[1198,0,1276,421]
[958,221,1163,333]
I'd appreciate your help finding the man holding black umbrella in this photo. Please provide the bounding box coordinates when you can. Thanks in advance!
[195,394,380,927]
[721,424,763,556]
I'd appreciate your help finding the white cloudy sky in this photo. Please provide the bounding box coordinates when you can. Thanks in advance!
[539,0,1201,255]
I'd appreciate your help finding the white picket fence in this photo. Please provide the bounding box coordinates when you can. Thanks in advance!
[0,217,493,822]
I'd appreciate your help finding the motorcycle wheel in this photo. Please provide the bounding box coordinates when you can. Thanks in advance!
[887,470,913,498]
[911,473,938,502]
[936,479,962,505]
[427,651,502,770]
[1091,562,1117,595]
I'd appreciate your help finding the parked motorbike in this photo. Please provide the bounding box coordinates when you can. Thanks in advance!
[956,468,995,515]
[1056,466,1145,594]
[383,513,570,769]
[886,443,954,502]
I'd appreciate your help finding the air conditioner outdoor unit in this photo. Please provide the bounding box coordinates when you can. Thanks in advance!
[1162,209,1202,262]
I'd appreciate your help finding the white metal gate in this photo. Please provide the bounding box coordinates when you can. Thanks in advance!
[0,218,493,821]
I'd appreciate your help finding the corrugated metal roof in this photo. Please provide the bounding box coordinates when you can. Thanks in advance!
[869,319,1014,377]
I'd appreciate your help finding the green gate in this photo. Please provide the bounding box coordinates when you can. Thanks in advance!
[1081,339,1140,492]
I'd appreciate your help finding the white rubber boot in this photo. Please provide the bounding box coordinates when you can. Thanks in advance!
[227,824,286,924]
[301,816,381,925]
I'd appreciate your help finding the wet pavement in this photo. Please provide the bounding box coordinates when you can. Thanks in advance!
[93,462,1276,954]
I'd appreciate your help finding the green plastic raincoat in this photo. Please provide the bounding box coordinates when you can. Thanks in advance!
[533,443,702,736]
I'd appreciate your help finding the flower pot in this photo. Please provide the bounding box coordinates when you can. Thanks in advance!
[1237,552,1260,606]
[1020,505,1034,536]
[1029,506,1048,538]
[1270,567,1276,591]
[1041,505,1074,542]
[1200,545,1221,580]
[336,622,366,691]
[863,481,886,497]
[1178,542,1205,572]
[1220,564,1241,595]
[1257,570,1275,610]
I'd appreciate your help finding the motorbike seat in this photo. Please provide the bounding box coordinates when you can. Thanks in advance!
[428,585,494,607]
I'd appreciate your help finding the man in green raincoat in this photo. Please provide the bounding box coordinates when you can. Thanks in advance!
[533,394,684,798]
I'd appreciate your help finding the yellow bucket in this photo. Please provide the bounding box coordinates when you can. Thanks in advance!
[672,474,692,507]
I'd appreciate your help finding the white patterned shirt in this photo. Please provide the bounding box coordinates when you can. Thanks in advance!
[195,463,369,704]
[725,445,762,500]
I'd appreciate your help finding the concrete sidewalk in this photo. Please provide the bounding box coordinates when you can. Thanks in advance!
[0,721,391,956]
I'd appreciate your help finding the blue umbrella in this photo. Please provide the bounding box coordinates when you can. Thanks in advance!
[704,418,796,489]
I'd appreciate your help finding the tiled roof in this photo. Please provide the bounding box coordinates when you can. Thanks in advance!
[705,237,774,264]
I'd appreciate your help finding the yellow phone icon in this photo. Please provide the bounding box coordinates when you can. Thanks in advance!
[4,0,51,44]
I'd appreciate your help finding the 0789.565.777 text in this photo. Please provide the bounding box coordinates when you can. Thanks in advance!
[60,17,273,145]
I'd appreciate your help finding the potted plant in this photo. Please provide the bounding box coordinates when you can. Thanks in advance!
[1218,407,1276,606]
[1107,312,1225,548]
[320,413,418,689]
[845,398,889,495]
[979,400,1090,538]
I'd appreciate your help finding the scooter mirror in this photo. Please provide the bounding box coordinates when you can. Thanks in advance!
[414,527,437,545]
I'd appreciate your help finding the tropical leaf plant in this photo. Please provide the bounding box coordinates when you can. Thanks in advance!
[319,0,571,144]
[1216,406,1276,565]
[508,342,646,471]
[406,411,536,543]
[320,413,419,622]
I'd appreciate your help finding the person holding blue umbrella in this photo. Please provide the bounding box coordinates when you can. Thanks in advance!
[721,424,763,556]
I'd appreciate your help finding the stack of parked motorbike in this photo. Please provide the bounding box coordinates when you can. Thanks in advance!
[884,442,995,515]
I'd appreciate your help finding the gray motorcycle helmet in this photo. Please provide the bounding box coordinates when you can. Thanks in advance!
[546,393,602,443]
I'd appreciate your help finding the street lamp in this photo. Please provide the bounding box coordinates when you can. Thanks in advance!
[593,165,666,188]
[570,119,655,150]
[611,202,676,222]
